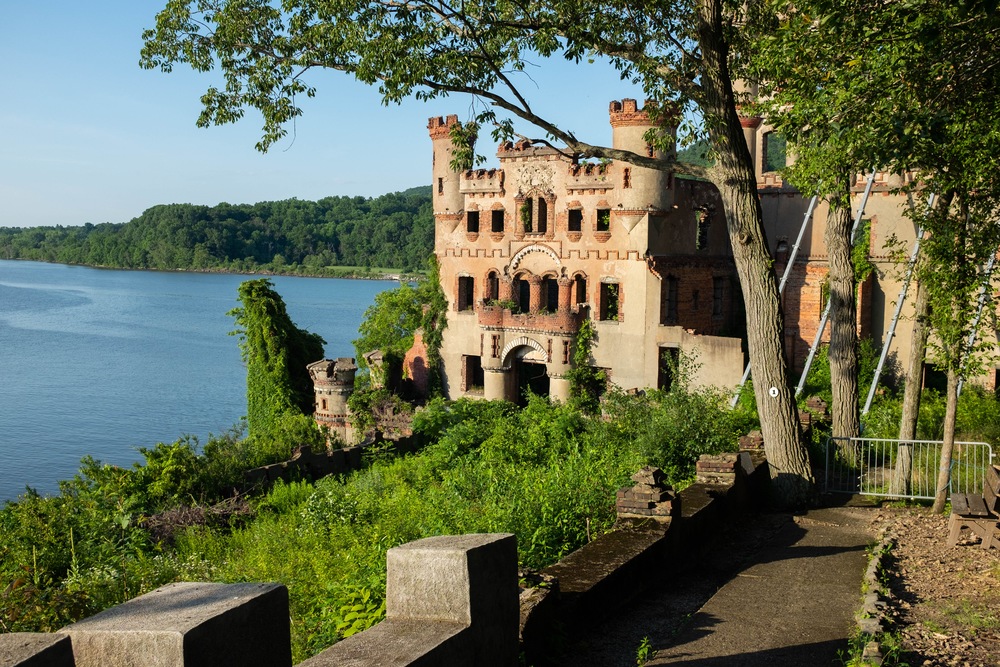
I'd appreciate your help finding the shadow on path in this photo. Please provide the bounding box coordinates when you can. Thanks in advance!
[557,507,874,667]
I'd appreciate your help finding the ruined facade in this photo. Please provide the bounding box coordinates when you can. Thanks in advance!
[430,100,746,403]
[307,357,357,444]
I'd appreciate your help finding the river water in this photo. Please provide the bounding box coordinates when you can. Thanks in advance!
[0,260,392,501]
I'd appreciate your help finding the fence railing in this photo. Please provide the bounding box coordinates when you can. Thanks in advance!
[823,437,995,500]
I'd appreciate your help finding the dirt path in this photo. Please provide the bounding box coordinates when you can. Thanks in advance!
[871,508,1000,667]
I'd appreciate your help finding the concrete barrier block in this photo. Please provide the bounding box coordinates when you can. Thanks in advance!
[387,533,518,665]
[0,633,74,667]
[61,582,290,667]
[302,533,518,667]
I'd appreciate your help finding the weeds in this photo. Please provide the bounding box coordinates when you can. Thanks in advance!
[636,636,656,666]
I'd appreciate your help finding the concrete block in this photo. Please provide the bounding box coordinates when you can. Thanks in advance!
[0,633,74,667]
[61,582,291,667]
[303,533,518,667]
[388,533,518,664]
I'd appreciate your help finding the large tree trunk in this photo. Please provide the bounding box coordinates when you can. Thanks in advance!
[931,367,959,513]
[825,178,861,447]
[698,0,814,507]
[890,276,930,496]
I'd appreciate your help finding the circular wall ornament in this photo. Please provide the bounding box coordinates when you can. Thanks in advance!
[518,164,554,192]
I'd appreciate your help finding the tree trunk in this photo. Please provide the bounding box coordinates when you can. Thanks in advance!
[825,177,860,450]
[931,367,959,513]
[697,0,814,507]
[890,276,930,496]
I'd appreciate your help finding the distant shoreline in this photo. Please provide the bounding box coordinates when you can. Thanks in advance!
[0,257,424,283]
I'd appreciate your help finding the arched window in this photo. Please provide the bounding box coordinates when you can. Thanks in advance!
[486,271,500,302]
[574,274,588,305]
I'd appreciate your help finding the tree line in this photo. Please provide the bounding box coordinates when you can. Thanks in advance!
[0,186,433,274]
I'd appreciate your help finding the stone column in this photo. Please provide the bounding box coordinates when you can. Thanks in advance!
[549,375,571,404]
[528,276,542,313]
[61,583,292,667]
[557,278,572,312]
[498,276,514,304]
[483,368,508,402]
[739,115,762,177]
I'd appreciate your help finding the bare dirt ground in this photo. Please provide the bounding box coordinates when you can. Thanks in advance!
[870,508,1000,667]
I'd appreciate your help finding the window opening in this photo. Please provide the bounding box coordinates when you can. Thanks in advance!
[458,276,475,311]
[463,355,485,392]
[568,209,583,232]
[537,198,548,233]
[763,132,787,172]
[599,282,620,321]
[521,198,533,232]
[712,276,726,318]
[515,277,530,313]
[542,277,559,312]
[623,168,631,189]
[596,209,611,232]
[491,209,504,233]
[696,211,710,250]
[660,276,678,324]
[467,210,480,233]
[574,275,587,305]
[486,271,499,302]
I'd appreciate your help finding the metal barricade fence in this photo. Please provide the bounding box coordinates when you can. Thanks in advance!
[823,437,995,500]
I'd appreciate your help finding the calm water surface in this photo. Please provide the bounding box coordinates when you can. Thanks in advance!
[0,260,392,501]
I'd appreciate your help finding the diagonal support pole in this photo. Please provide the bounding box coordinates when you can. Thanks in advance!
[795,171,877,397]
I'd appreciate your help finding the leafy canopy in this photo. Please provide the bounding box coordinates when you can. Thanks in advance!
[141,0,717,174]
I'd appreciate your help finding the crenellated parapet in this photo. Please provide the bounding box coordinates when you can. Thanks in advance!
[427,114,459,139]
[460,168,505,195]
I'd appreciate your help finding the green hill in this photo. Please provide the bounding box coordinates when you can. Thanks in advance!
[0,186,433,274]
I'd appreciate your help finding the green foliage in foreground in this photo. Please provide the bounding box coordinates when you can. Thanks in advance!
[0,387,748,661]
[0,187,433,273]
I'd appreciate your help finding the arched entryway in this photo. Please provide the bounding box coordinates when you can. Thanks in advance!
[500,336,550,405]
[513,358,550,405]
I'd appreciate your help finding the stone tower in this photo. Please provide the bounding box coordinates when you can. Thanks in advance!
[307,357,357,446]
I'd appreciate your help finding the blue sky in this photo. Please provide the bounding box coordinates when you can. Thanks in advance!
[0,2,644,228]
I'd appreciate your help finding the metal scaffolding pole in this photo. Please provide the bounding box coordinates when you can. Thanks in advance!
[730,194,820,407]
[861,192,937,415]
[795,171,877,397]
[956,251,998,398]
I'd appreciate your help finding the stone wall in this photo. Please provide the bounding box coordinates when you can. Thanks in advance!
[3,450,768,667]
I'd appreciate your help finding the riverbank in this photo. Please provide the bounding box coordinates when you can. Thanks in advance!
[0,256,424,282]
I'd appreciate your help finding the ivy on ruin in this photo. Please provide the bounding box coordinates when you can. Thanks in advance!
[229,279,325,440]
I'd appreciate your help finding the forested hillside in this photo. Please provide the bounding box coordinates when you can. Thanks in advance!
[0,186,433,274]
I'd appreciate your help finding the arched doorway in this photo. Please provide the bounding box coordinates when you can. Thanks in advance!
[514,358,550,406]
[501,337,550,405]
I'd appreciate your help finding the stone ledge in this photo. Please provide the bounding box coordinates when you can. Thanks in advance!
[61,582,291,667]
[297,620,468,667]
[0,633,74,667]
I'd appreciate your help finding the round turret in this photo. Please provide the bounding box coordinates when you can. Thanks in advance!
[427,115,471,216]
[609,99,673,211]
